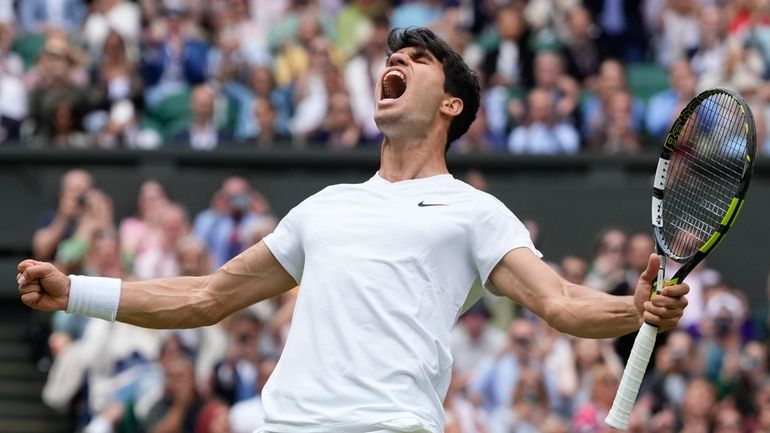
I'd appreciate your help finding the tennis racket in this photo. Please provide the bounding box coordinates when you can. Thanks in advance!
[605,88,756,430]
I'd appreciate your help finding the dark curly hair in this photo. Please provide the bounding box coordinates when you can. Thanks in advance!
[386,27,481,153]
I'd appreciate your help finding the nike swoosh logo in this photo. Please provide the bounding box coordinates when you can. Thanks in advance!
[418,201,449,207]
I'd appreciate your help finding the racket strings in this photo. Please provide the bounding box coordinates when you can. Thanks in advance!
[661,93,747,259]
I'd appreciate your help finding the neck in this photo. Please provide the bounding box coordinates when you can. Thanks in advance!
[378,135,448,182]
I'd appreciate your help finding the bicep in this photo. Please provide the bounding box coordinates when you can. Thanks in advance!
[488,247,567,318]
[207,240,297,317]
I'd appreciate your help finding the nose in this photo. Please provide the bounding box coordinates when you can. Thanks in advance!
[387,51,409,67]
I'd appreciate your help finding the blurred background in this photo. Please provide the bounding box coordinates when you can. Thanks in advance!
[0,0,769,432]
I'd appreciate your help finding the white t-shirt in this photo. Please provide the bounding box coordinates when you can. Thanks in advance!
[260,172,540,433]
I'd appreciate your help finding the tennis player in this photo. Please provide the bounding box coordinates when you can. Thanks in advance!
[17,28,688,433]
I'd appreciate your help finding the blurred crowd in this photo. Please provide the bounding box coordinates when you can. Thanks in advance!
[30,168,770,433]
[0,0,769,154]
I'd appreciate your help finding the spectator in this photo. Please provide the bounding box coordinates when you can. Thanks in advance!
[589,89,641,153]
[133,202,190,279]
[560,7,602,86]
[481,6,534,146]
[0,23,27,143]
[646,59,699,141]
[559,255,588,285]
[689,5,728,90]
[344,15,389,143]
[470,319,558,414]
[390,0,443,30]
[140,3,209,107]
[510,51,580,126]
[488,367,551,433]
[140,357,204,433]
[507,87,580,155]
[571,363,620,433]
[119,180,170,270]
[678,377,716,433]
[252,97,290,148]
[33,169,94,260]
[584,227,627,292]
[581,59,644,145]
[653,0,701,68]
[452,107,500,153]
[210,311,262,405]
[81,0,141,63]
[571,338,622,411]
[196,399,231,433]
[54,189,116,274]
[308,91,361,148]
[19,0,86,34]
[176,235,213,278]
[193,176,272,269]
[584,0,648,63]
[172,84,232,150]
[28,35,92,145]
[451,300,506,377]
[643,330,698,414]
[229,357,278,433]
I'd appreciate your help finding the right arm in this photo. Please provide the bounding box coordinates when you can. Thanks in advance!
[18,241,297,329]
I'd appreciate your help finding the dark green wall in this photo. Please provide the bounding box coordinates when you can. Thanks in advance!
[0,149,767,305]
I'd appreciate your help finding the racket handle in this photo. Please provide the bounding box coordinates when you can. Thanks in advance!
[605,322,658,430]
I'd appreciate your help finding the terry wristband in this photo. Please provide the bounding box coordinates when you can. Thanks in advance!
[66,275,122,321]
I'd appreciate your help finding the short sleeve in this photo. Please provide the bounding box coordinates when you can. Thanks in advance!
[262,207,304,283]
[471,195,541,289]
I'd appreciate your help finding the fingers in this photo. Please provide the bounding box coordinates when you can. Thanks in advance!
[644,283,690,330]
[17,262,56,286]
[639,254,660,283]
[17,259,42,274]
[20,291,42,306]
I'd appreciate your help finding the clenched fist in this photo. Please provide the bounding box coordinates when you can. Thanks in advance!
[17,260,70,312]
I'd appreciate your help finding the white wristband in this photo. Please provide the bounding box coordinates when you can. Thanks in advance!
[67,275,122,321]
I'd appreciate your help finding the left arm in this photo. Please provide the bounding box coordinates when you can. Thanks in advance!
[489,248,688,339]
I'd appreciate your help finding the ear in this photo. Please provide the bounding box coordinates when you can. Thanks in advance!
[439,96,463,117]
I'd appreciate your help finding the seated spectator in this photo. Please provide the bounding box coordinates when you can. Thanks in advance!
[140,357,204,433]
[560,255,588,285]
[226,65,293,142]
[252,97,290,148]
[571,364,620,433]
[450,300,506,377]
[33,169,94,260]
[90,31,143,129]
[589,89,640,153]
[344,15,388,143]
[172,85,232,150]
[28,35,92,146]
[139,3,209,107]
[488,367,551,433]
[119,180,170,269]
[0,23,27,143]
[210,311,262,406]
[452,107,501,153]
[196,399,231,433]
[560,6,601,86]
[584,228,627,293]
[81,0,141,63]
[443,369,489,433]
[133,202,190,280]
[689,5,728,90]
[581,59,644,144]
[510,51,580,126]
[19,0,86,34]
[584,0,648,63]
[507,87,580,155]
[176,235,213,277]
[308,91,361,148]
[646,60,699,141]
[652,0,700,68]
[193,176,272,269]
[229,356,278,433]
[54,189,117,275]
[678,378,716,433]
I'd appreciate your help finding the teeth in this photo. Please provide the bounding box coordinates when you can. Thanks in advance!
[381,70,406,100]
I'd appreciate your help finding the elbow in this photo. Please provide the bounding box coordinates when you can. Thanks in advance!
[541,296,573,335]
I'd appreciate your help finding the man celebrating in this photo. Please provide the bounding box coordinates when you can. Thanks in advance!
[17,28,688,433]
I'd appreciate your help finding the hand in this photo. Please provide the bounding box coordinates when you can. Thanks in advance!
[17,260,70,312]
[633,254,689,331]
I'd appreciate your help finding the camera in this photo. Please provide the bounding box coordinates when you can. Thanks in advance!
[229,193,250,212]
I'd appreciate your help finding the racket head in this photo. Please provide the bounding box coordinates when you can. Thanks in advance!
[651,88,755,277]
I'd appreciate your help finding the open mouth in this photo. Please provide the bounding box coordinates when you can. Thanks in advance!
[381,70,406,101]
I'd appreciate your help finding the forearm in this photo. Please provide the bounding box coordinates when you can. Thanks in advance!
[544,283,641,339]
[117,275,219,329]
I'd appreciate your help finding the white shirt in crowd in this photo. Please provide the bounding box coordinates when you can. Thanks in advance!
[261,172,540,433]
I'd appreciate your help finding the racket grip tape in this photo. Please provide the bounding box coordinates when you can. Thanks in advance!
[605,323,658,430]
